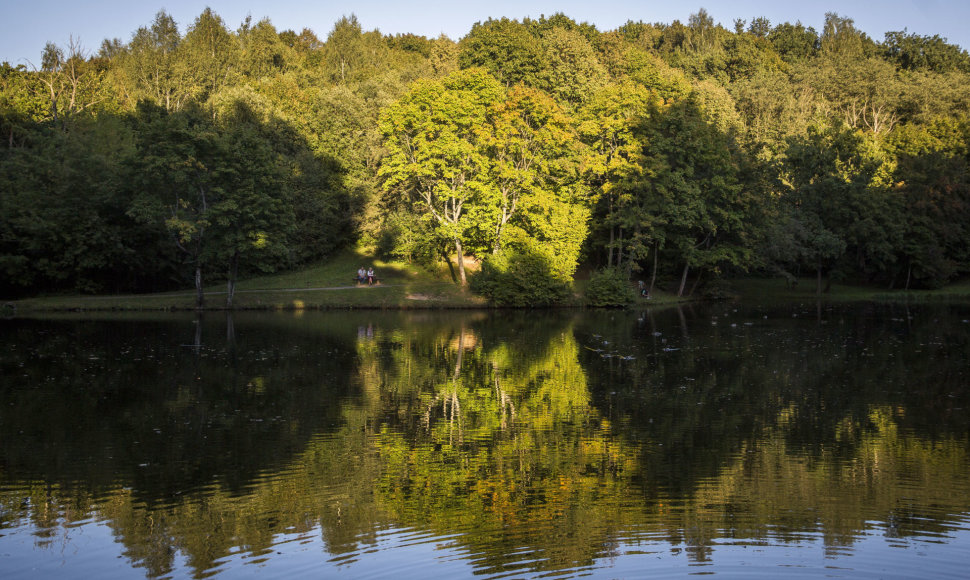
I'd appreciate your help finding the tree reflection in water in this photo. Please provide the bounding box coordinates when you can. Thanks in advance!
[1,304,969,578]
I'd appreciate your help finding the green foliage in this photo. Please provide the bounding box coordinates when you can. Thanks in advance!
[237,17,291,78]
[0,113,172,296]
[539,26,607,105]
[883,119,970,288]
[578,80,660,268]
[471,245,572,306]
[379,68,504,284]
[377,210,443,267]
[883,30,970,73]
[124,96,351,305]
[485,84,587,259]
[380,67,589,286]
[181,8,239,102]
[458,18,546,87]
[583,267,635,307]
[777,121,904,291]
[118,10,189,111]
[629,96,753,295]
[768,22,818,63]
[4,7,970,302]
[320,14,397,84]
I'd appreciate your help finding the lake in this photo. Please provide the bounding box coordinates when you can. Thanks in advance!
[1,302,969,579]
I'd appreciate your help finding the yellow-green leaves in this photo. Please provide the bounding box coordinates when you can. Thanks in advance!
[381,70,588,292]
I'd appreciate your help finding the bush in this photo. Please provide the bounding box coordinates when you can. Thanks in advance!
[471,249,572,307]
[699,278,736,300]
[584,267,636,307]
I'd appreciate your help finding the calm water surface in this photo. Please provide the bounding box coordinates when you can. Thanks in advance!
[1,302,969,579]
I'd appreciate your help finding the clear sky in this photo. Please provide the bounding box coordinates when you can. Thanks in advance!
[2,0,967,65]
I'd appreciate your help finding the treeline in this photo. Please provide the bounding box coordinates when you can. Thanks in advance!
[2,8,970,303]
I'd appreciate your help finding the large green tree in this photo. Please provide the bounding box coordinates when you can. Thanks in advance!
[181,8,239,102]
[118,10,189,111]
[886,119,970,287]
[379,68,503,285]
[781,122,899,293]
[458,18,546,87]
[578,80,660,270]
[485,84,582,255]
[127,101,295,307]
[636,97,752,296]
[0,115,150,295]
[539,26,607,105]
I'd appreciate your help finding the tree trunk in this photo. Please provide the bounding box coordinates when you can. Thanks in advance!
[195,265,204,309]
[616,228,624,269]
[678,263,690,297]
[816,264,823,296]
[454,327,464,380]
[649,241,658,296]
[225,251,238,309]
[455,239,467,286]
[688,269,704,297]
[607,195,615,267]
[493,200,510,254]
[450,327,465,444]
[628,225,641,279]
[607,224,615,267]
[676,306,689,338]
[442,249,457,283]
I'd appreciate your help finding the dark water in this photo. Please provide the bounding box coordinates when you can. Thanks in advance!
[1,303,969,579]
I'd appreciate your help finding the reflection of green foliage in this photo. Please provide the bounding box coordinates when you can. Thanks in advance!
[690,405,970,547]
[371,326,644,574]
[3,307,970,577]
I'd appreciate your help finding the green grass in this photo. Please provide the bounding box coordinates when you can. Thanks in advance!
[729,275,970,303]
[11,248,486,312]
[12,255,970,313]
[9,246,688,313]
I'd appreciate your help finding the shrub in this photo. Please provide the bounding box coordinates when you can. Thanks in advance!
[471,248,572,307]
[700,278,736,300]
[584,267,635,307]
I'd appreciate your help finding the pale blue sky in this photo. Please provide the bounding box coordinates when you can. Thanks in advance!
[3,0,967,65]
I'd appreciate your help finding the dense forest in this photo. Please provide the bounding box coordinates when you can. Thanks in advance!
[2,8,969,304]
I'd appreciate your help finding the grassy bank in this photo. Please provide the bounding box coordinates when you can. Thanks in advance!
[728,276,970,303]
[10,249,486,312]
[12,253,968,314]
[8,248,687,312]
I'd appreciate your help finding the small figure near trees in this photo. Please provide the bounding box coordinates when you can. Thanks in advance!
[367,267,375,285]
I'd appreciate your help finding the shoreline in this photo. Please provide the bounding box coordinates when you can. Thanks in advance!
[5,276,970,315]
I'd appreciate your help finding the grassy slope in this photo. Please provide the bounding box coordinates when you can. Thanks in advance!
[11,248,486,311]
